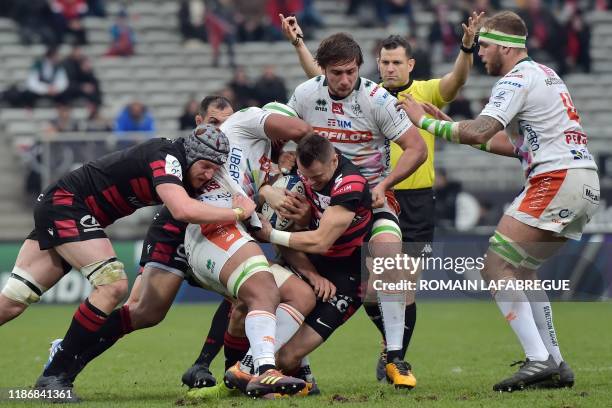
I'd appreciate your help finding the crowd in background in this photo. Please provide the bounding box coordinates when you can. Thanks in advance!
[0,0,608,223]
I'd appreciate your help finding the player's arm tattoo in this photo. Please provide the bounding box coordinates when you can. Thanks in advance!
[457,115,504,144]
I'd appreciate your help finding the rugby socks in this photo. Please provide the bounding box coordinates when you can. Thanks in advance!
[244,310,276,375]
[526,289,564,365]
[365,302,417,360]
[240,304,304,374]
[194,299,232,366]
[401,302,417,359]
[44,298,109,376]
[364,303,386,337]
[59,304,133,379]
[494,288,549,361]
[378,292,406,361]
[224,332,250,370]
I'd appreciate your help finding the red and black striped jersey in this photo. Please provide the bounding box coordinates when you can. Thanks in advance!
[302,154,372,257]
[58,138,190,226]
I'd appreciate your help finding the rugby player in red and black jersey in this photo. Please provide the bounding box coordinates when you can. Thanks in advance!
[0,124,256,401]
[252,133,373,374]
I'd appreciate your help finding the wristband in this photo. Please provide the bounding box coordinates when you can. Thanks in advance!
[233,207,245,221]
[291,34,303,47]
[460,44,475,54]
[473,139,493,152]
[418,116,460,143]
[269,229,291,247]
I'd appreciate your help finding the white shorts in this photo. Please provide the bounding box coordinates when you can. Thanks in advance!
[184,223,295,298]
[505,168,600,240]
[185,222,258,298]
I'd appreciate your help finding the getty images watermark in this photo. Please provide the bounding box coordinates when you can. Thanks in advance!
[359,241,612,301]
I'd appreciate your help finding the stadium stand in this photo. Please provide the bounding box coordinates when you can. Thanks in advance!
[0,0,610,239]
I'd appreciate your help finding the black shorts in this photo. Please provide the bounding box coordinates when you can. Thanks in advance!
[138,206,189,278]
[29,184,108,250]
[395,188,435,244]
[303,252,364,340]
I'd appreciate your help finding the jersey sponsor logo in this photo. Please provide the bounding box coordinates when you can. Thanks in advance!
[564,130,588,145]
[504,73,524,79]
[327,118,352,129]
[315,99,328,112]
[351,103,363,116]
[80,215,102,232]
[313,191,331,210]
[314,127,373,143]
[332,102,344,115]
[571,148,593,161]
[47,228,54,236]
[228,147,243,183]
[497,80,523,88]
[519,122,540,152]
[544,76,564,86]
[164,154,182,180]
[202,179,222,192]
[385,103,407,126]
[374,93,388,106]
[259,154,272,173]
[490,88,515,112]
[369,85,380,96]
[37,193,44,202]
[582,185,600,204]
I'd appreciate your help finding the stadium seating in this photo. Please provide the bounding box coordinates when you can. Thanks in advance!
[0,0,610,239]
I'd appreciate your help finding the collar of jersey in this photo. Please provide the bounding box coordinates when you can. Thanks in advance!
[384,78,414,98]
[514,56,533,67]
[323,77,362,100]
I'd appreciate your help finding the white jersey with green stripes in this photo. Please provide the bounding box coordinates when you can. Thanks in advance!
[480,58,598,178]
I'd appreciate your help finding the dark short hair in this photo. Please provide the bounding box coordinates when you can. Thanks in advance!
[483,11,527,37]
[315,33,363,69]
[297,134,334,168]
[379,35,412,59]
[199,95,232,117]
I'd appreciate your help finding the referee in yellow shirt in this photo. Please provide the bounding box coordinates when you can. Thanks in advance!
[281,11,482,383]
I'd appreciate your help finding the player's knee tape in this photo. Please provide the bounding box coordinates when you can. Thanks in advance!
[370,219,402,241]
[226,255,270,298]
[489,231,544,270]
[269,264,294,288]
[81,257,127,287]
[1,267,47,305]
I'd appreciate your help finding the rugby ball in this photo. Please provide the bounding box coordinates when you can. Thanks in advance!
[261,175,305,231]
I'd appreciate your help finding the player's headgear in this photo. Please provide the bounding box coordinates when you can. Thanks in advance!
[183,123,230,167]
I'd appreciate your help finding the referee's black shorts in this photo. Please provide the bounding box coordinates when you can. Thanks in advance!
[395,187,435,244]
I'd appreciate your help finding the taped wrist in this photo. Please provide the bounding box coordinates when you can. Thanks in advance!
[419,116,460,143]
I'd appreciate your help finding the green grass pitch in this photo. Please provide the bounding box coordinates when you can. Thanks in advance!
[1,301,610,407]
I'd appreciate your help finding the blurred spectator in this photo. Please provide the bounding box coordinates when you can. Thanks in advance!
[106,9,136,57]
[446,92,474,121]
[10,0,57,45]
[565,6,591,73]
[2,47,70,107]
[228,67,257,109]
[23,104,81,199]
[346,0,389,28]
[434,168,462,230]
[84,102,112,132]
[86,0,106,17]
[47,104,81,133]
[49,0,88,45]
[254,65,287,105]
[266,0,302,39]
[205,0,236,67]
[298,0,325,33]
[179,98,199,130]
[115,100,155,133]
[63,46,103,106]
[518,0,567,75]
[407,35,432,80]
[179,0,207,42]
[428,4,461,62]
[233,0,272,42]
